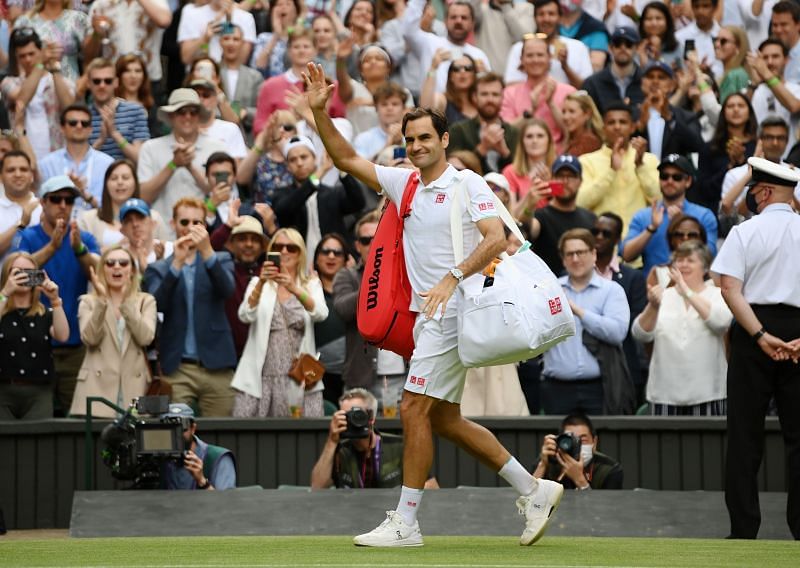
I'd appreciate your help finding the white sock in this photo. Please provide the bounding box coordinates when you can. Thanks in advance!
[498,456,538,496]
[396,486,424,525]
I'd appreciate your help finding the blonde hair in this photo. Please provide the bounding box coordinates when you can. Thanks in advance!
[268,228,311,286]
[94,246,140,301]
[511,118,555,175]
[1,252,45,317]
[563,91,604,148]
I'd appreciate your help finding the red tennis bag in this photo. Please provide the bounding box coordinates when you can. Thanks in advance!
[357,171,420,359]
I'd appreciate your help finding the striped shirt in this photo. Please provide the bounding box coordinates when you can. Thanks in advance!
[89,99,150,160]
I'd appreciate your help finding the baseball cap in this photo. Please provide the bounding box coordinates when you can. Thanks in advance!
[552,154,582,176]
[642,60,674,78]
[611,26,640,45]
[39,175,80,199]
[658,153,694,176]
[483,172,510,193]
[230,215,268,243]
[119,198,151,221]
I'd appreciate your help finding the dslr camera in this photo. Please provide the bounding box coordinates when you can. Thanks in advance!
[549,431,581,464]
[340,407,371,440]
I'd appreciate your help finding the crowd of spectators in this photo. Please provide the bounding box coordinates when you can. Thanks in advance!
[1,0,799,428]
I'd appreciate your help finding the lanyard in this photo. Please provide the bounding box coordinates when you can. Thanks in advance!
[358,435,381,488]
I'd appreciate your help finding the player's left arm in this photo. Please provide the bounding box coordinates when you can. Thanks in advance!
[420,216,506,319]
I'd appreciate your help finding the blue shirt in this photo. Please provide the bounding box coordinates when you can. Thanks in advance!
[16,224,100,346]
[162,436,237,490]
[38,147,116,210]
[621,199,718,275]
[354,126,390,159]
[169,254,219,360]
[543,273,629,381]
[89,100,150,160]
[560,21,608,52]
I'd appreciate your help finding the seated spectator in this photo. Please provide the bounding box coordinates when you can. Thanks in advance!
[562,91,603,157]
[541,229,630,415]
[0,151,41,262]
[232,228,328,417]
[1,27,75,163]
[143,197,237,417]
[713,26,750,103]
[78,160,169,250]
[313,233,349,405]
[500,35,574,146]
[0,252,69,420]
[177,0,256,66]
[119,198,173,273]
[353,83,407,160]
[623,154,718,274]
[581,27,644,115]
[447,73,518,174]
[502,118,556,211]
[632,242,733,415]
[558,0,610,70]
[190,79,248,161]
[238,110,297,205]
[420,51,478,127]
[219,25,264,137]
[114,54,158,138]
[530,155,596,276]
[251,0,302,78]
[532,413,624,490]
[39,104,116,212]
[160,403,237,490]
[138,89,227,235]
[636,2,682,70]
[85,58,150,162]
[71,246,157,417]
[310,388,439,489]
[577,102,659,230]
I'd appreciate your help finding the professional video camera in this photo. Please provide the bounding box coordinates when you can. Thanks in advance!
[100,396,188,489]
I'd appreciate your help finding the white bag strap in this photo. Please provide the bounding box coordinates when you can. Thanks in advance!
[449,172,530,265]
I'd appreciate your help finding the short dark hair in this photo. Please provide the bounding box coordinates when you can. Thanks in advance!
[475,71,505,89]
[533,0,562,16]
[205,152,237,175]
[558,227,595,254]
[401,107,448,139]
[603,101,633,118]
[0,150,32,171]
[446,0,475,19]
[759,37,789,56]
[561,413,596,437]
[773,0,800,22]
[759,116,790,136]
[374,82,408,105]
[691,0,719,6]
[598,211,624,238]
[667,214,707,251]
[60,103,92,125]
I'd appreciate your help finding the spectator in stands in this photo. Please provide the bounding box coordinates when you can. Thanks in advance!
[0,252,68,420]
[238,110,297,205]
[1,27,75,163]
[138,89,226,233]
[632,242,732,415]
[637,2,681,70]
[202,152,241,231]
[420,51,478,127]
[532,413,624,490]
[448,150,484,175]
[190,78,248,161]
[119,198,172,273]
[340,0,381,77]
[312,14,338,79]
[15,175,100,415]
[313,233,349,405]
[734,0,773,50]
[530,155,596,275]
[469,0,533,75]
[500,36,574,146]
[504,0,593,88]
[562,91,603,157]
[177,0,257,66]
[771,1,800,84]
[70,246,156,417]
[577,102,659,230]
[354,82,408,160]
[692,93,757,213]
[219,25,264,137]
[311,388,438,489]
[143,197,237,417]
[582,27,644,115]
[558,0,610,70]
[447,72,518,174]
[0,151,41,262]
[623,154,718,275]
[503,118,555,212]
[39,104,115,212]
[541,229,629,415]
[160,403,237,490]
[675,0,723,78]
[232,228,328,417]
[747,38,800,149]
[15,0,90,81]
[644,213,710,288]
[272,136,365,253]
[713,26,750,103]
[184,56,243,126]
[115,54,157,137]
[251,0,302,78]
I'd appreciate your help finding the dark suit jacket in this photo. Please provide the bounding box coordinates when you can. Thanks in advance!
[582,65,645,114]
[608,263,647,388]
[447,117,519,173]
[332,265,377,389]
[144,252,237,375]
[633,105,704,160]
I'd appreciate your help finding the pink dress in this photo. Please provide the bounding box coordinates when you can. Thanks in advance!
[500,79,575,147]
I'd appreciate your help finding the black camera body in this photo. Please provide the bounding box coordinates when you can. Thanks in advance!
[340,406,371,440]
[548,431,581,465]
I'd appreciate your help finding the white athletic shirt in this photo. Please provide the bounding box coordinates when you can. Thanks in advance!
[375,164,499,314]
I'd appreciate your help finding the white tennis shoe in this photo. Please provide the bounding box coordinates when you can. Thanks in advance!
[353,510,424,547]
[517,479,564,545]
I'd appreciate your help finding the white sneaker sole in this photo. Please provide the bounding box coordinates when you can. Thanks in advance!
[353,535,424,547]
[521,482,564,546]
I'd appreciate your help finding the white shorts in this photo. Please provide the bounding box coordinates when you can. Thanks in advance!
[404,313,467,404]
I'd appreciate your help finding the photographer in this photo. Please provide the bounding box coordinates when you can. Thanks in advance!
[310,388,439,490]
[160,403,237,491]
[532,414,623,491]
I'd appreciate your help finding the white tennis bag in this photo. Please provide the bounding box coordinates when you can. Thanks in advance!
[451,180,576,368]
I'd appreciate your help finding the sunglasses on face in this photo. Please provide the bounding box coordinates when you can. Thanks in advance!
[175,107,200,117]
[272,243,300,254]
[319,248,345,257]
[357,235,374,246]
[670,231,701,240]
[611,39,634,49]
[178,219,205,227]
[66,119,91,128]
[713,37,731,46]
[590,228,615,238]
[105,258,131,268]
[659,172,687,182]
[91,77,115,86]
[450,64,475,73]
[47,195,76,205]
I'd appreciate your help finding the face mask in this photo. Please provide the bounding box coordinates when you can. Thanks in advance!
[580,444,593,465]
[745,188,760,215]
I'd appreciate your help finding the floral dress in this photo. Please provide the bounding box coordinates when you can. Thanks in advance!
[16,10,91,81]
[253,155,293,205]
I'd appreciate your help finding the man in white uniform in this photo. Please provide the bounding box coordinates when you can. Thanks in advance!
[306,62,564,548]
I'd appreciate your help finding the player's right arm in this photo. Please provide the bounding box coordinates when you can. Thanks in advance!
[305,63,381,193]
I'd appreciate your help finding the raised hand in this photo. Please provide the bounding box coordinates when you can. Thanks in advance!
[39,273,61,304]
[610,137,626,171]
[172,235,194,268]
[631,136,647,167]
[1,267,28,296]
[227,197,242,228]
[88,265,108,297]
[668,265,689,297]
[69,220,83,252]
[303,63,335,111]
[646,283,663,307]
[650,200,665,228]
[51,218,67,249]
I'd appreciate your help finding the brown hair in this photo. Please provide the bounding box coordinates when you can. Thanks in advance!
[666,214,707,251]
[172,197,206,219]
[511,118,556,175]
[99,160,140,225]
[355,210,381,237]
[287,27,315,47]
[86,57,115,76]
[558,228,595,254]
[475,71,505,89]
[448,150,483,175]
[115,54,154,109]
[445,54,477,113]
[671,240,712,272]
[1,252,44,317]
[373,81,408,105]
[402,107,448,138]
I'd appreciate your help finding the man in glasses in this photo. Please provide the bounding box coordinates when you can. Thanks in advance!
[621,153,717,274]
[143,196,237,417]
[15,175,100,415]
[582,26,644,115]
[85,58,150,162]
[39,104,115,213]
[190,79,248,161]
[138,89,227,237]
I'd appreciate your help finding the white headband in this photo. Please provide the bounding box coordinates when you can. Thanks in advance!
[283,136,317,159]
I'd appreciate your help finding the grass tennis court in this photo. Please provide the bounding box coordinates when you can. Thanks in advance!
[0,535,797,568]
